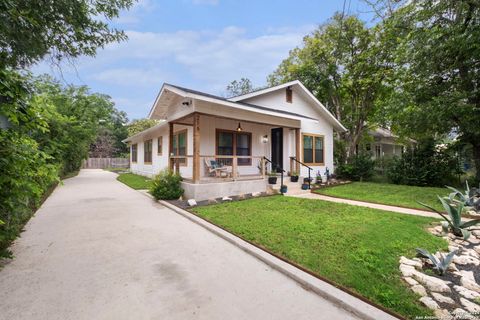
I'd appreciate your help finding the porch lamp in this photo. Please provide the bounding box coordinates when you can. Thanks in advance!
[261,135,269,143]
[236,122,243,132]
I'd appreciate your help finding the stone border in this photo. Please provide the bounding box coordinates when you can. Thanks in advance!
[155,198,400,320]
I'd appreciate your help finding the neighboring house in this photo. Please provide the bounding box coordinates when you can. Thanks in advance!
[123,80,346,200]
[366,128,407,160]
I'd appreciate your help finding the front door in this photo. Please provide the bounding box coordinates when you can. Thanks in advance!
[271,128,283,172]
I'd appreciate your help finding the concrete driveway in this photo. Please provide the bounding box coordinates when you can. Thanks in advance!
[0,169,359,320]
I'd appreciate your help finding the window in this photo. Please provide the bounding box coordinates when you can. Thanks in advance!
[172,130,187,165]
[302,134,324,165]
[375,145,381,159]
[216,129,251,166]
[157,136,163,155]
[131,144,137,163]
[144,139,152,164]
[286,86,292,103]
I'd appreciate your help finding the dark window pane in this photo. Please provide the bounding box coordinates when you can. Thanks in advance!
[303,135,313,163]
[314,137,323,164]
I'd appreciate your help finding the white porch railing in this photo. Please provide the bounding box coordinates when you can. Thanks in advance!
[170,155,270,182]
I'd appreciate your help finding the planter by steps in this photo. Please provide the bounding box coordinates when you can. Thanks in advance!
[301,183,310,190]
[290,175,299,182]
[268,176,277,184]
[280,185,288,193]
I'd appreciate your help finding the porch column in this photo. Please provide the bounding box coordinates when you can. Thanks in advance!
[193,113,200,183]
[295,128,301,173]
[168,122,174,171]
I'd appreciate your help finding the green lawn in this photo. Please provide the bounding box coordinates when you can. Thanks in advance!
[116,173,153,190]
[192,196,446,318]
[315,182,449,212]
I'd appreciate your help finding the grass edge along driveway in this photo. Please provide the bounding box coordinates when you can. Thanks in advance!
[315,182,449,212]
[192,196,446,318]
[116,172,153,190]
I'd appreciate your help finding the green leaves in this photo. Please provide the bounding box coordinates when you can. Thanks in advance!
[415,248,456,276]
[0,0,134,68]
[268,14,389,154]
[419,194,480,240]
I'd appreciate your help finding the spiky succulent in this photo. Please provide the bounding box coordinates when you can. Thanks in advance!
[416,248,456,276]
[419,196,480,240]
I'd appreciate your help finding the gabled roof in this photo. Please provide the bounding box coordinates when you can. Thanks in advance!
[166,84,317,121]
[148,83,317,122]
[147,81,347,132]
[230,80,347,132]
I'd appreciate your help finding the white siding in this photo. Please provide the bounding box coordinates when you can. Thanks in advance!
[241,88,335,177]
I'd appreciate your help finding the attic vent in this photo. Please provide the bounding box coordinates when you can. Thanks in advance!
[286,86,292,103]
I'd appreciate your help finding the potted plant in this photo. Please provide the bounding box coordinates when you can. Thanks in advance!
[303,177,312,183]
[268,172,278,184]
[315,174,322,184]
[301,183,310,190]
[290,171,299,182]
[280,184,288,193]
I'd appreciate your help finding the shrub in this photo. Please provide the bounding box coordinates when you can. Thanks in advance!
[386,139,458,187]
[150,169,184,200]
[336,152,375,181]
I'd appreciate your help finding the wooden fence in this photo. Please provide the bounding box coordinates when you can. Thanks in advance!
[81,158,129,169]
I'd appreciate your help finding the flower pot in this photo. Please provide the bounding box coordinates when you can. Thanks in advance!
[303,177,312,183]
[280,185,288,193]
[290,175,299,182]
[301,183,309,190]
[268,176,278,184]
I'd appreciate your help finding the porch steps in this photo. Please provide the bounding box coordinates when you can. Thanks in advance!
[269,178,311,196]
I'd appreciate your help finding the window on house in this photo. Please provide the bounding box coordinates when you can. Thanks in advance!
[157,136,163,155]
[286,86,292,103]
[172,130,187,165]
[144,139,152,163]
[131,144,137,163]
[216,130,251,166]
[302,134,324,165]
[375,145,381,159]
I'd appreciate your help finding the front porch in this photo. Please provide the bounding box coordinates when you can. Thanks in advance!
[167,112,302,200]
[168,112,302,182]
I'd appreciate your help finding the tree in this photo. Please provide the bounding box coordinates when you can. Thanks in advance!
[0,0,134,68]
[268,14,391,156]
[375,0,480,181]
[225,78,255,97]
[90,127,117,158]
[127,118,159,136]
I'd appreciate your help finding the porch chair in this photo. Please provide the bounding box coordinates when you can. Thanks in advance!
[204,158,228,178]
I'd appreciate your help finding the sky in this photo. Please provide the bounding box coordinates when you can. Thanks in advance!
[33,0,373,120]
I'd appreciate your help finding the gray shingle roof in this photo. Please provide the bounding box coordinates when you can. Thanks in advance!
[166,83,317,121]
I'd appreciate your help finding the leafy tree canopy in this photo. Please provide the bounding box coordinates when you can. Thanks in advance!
[0,0,134,68]
[127,118,159,136]
[268,14,392,155]
[374,0,480,181]
[225,78,256,97]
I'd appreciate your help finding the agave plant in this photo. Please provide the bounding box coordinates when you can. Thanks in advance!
[445,181,480,212]
[415,248,456,276]
[419,196,480,240]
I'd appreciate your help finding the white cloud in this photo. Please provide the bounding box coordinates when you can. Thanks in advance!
[32,24,312,118]
[90,25,310,92]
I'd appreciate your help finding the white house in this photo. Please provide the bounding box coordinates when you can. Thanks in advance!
[367,128,408,159]
[124,80,346,200]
